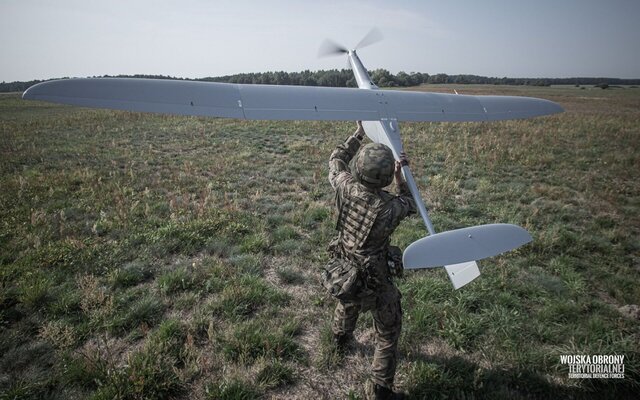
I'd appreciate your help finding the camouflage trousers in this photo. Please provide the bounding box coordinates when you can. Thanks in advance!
[332,277,402,389]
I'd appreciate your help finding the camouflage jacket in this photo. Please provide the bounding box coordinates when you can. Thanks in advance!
[328,135,416,267]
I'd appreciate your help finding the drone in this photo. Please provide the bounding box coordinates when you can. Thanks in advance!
[23,30,563,289]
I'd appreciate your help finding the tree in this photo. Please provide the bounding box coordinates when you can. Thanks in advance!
[370,69,394,87]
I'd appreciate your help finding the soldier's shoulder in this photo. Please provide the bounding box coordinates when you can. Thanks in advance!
[342,183,382,206]
[333,170,356,189]
[379,190,396,202]
[379,191,412,213]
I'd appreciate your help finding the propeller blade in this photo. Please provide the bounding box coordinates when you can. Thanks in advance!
[355,27,383,50]
[318,39,348,57]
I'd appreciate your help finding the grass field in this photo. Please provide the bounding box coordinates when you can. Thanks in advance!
[1,84,639,399]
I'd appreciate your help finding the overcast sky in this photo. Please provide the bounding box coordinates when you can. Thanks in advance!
[1,0,639,82]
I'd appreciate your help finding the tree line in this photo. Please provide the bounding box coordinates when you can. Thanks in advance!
[3,69,639,92]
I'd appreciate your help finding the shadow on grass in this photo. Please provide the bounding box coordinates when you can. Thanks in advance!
[404,352,637,400]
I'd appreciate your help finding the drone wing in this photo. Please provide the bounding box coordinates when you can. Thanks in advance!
[383,90,563,122]
[22,78,562,122]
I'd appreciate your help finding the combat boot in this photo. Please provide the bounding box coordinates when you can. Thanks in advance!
[365,381,405,400]
[333,332,354,355]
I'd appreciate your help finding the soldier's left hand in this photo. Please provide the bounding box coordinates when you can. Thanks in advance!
[354,121,366,139]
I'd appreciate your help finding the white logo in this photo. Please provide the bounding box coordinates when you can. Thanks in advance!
[560,354,625,379]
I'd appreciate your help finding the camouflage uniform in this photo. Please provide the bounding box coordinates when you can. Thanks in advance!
[328,134,416,390]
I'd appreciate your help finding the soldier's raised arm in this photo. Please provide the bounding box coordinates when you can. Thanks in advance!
[328,121,366,190]
[392,152,417,217]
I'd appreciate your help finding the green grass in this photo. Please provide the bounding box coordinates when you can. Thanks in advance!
[212,275,290,320]
[316,320,344,371]
[204,379,261,400]
[276,266,306,285]
[89,342,185,399]
[108,259,153,289]
[106,292,165,335]
[1,85,639,399]
[256,359,296,389]
[157,266,196,294]
[220,318,302,364]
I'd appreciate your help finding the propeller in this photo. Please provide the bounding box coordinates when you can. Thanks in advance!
[355,27,383,50]
[318,28,383,57]
[317,39,348,57]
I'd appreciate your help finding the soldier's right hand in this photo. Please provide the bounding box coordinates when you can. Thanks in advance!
[394,152,408,180]
[398,152,408,166]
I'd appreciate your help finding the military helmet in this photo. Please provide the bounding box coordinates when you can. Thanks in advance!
[353,143,395,188]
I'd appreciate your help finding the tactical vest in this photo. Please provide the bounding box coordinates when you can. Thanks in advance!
[335,185,387,253]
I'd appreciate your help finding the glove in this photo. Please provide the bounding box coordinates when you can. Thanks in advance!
[353,121,365,141]
[387,246,404,278]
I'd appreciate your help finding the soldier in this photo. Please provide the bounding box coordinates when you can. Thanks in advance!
[327,121,416,400]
